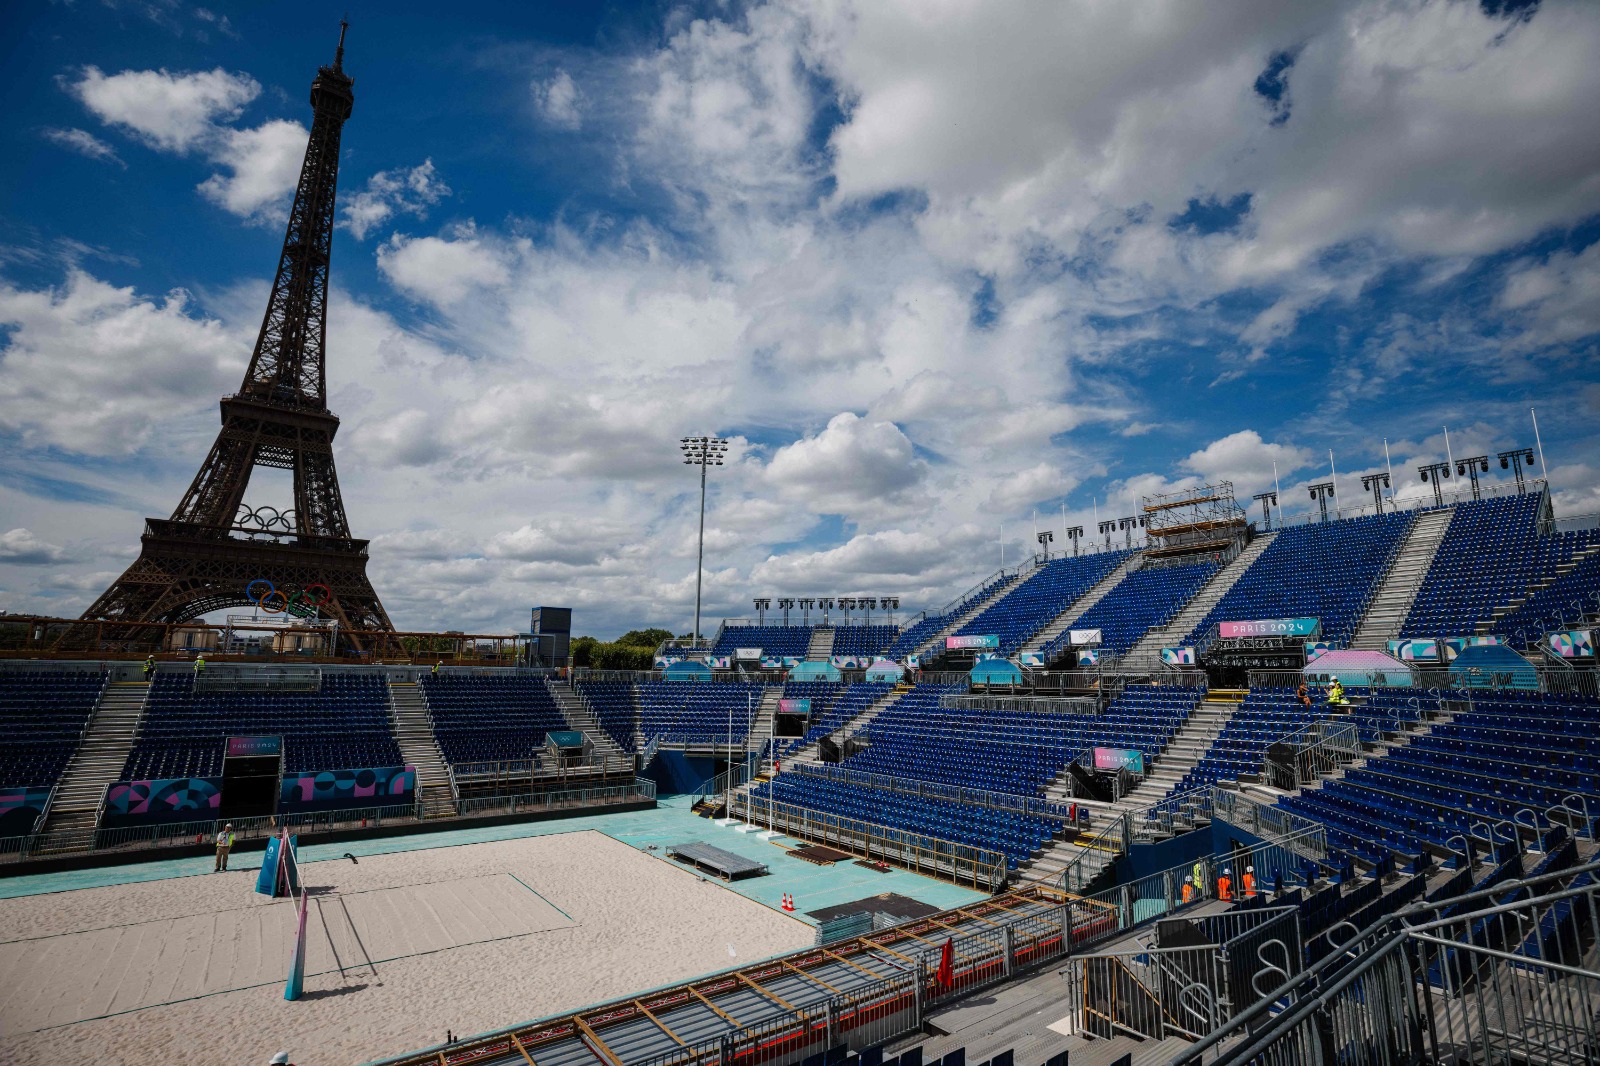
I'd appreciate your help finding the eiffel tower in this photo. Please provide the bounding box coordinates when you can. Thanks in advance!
[78,23,393,649]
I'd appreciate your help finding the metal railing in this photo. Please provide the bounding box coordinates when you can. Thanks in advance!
[1264,719,1362,790]
[936,693,1100,714]
[726,791,1009,890]
[1177,856,1600,1065]
[1059,907,1301,1042]
[785,761,1080,823]
[452,780,656,819]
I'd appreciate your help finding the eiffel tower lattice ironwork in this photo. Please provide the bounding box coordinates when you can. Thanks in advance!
[78,23,393,648]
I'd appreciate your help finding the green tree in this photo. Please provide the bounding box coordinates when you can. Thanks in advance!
[616,627,673,649]
[570,635,599,667]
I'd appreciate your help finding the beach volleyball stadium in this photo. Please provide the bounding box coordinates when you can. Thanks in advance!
[3,17,1600,1066]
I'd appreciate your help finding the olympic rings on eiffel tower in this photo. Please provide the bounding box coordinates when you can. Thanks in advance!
[245,579,332,617]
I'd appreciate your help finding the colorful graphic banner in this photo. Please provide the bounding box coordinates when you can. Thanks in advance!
[1092,747,1146,774]
[705,655,731,669]
[1068,628,1103,646]
[830,655,871,669]
[0,786,52,836]
[1304,641,1333,663]
[1388,638,1440,662]
[226,735,282,758]
[104,778,223,826]
[1018,651,1046,667]
[1219,618,1321,639]
[946,634,1000,650]
[1076,649,1101,666]
[760,655,801,669]
[778,698,812,716]
[279,765,416,813]
[1160,647,1196,666]
[654,654,731,670]
[1548,630,1596,659]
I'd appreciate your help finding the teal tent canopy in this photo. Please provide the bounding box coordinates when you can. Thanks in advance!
[864,660,904,683]
[663,659,713,681]
[970,658,1024,685]
[789,660,842,681]
[1449,643,1539,690]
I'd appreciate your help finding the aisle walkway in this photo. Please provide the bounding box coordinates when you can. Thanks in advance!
[0,796,987,921]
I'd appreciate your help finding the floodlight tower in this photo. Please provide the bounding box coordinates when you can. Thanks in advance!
[1498,448,1538,494]
[838,596,855,626]
[861,596,877,627]
[681,435,728,643]
[798,597,814,626]
[1065,526,1083,558]
[818,597,834,624]
[753,597,770,625]
[883,596,899,626]
[1418,461,1451,508]
[777,597,794,626]
[1037,530,1054,561]
[1456,456,1490,502]
[1118,516,1145,548]
[1361,473,1390,515]
[1308,482,1336,523]
[1252,491,1277,531]
[1098,520,1116,550]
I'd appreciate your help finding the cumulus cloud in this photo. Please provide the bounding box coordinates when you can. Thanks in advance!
[40,127,124,167]
[342,160,452,240]
[376,227,515,307]
[196,119,309,220]
[1182,431,1316,488]
[1500,242,1600,348]
[0,529,73,566]
[765,413,928,514]
[534,71,582,130]
[66,65,259,152]
[0,271,241,454]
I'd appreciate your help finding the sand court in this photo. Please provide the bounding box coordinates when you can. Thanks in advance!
[0,872,574,1032]
[0,829,816,1065]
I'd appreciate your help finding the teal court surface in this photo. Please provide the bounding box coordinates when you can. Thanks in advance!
[0,795,989,919]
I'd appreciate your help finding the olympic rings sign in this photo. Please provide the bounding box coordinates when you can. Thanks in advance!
[245,579,331,618]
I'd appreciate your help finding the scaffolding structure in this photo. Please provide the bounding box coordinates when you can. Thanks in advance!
[1141,481,1248,562]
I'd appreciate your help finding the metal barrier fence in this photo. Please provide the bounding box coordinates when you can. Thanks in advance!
[726,791,1008,890]
[453,780,657,819]
[0,779,658,866]
[1060,907,1302,1042]
[936,693,1100,715]
[0,801,418,864]
[785,761,1080,824]
[1175,856,1600,1065]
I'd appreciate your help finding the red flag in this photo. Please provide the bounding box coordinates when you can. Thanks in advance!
[936,937,954,989]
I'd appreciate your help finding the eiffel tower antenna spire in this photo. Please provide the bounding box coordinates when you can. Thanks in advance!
[75,26,392,650]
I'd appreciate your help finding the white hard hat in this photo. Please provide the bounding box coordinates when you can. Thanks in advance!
[1247,865,1254,872]
[1184,876,1192,882]
[271,1054,290,1065]
[1224,868,1232,875]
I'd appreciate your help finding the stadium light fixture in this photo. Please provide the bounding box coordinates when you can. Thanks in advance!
[753,597,770,625]
[1065,526,1083,558]
[1418,461,1451,508]
[1036,529,1054,561]
[1308,482,1335,523]
[1361,473,1390,515]
[798,597,814,626]
[776,597,794,626]
[681,435,729,643]
[1455,455,1490,502]
[883,596,899,626]
[1498,449,1538,495]
[1098,520,1116,550]
[1252,491,1277,531]
[838,596,855,626]
[861,596,877,627]
[818,597,834,624]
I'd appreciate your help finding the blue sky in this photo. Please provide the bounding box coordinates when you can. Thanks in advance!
[1,0,1598,638]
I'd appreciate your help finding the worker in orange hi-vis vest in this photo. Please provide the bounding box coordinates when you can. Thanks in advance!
[1217,868,1233,901]
[1181,876,1195,903]
[1242,866,1257,898]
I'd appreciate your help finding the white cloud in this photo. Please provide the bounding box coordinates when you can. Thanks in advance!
[1182,430,1316,489]
[534,71,582,130]
[0,529,72,566]
[40,127,125,167]
[66,66,258,152]
[196,119,309,220]
[765,413,928,514]
[1500,242,1600,348]
[0,270,241,454]
[376,227,515,307]
[342,160,452,240]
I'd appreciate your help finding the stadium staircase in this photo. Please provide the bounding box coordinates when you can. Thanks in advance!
[805,626,835,661]
[1351,508,1453,649]
[1121,533,1278,669]
[751,686,782,757]
[781,684,911,767]
[1019,553,1139,657]
[1023,698,1241,886]
[907,561,1043,664]
[39,679,150,836]
[386,680,457,819]
[547,681,631,766]
[1479,538,1600,637]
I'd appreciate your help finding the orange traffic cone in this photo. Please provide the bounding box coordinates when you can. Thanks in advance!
[781,893,795,912]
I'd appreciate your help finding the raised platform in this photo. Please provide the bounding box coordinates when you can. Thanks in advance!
[667,840,770,880]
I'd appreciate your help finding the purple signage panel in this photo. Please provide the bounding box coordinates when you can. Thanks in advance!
[946,634,1000,650]
[226,735,283,758]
